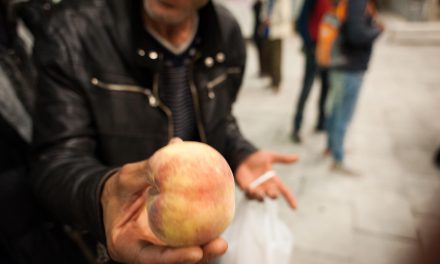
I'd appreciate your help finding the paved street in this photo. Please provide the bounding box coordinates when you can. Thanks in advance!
[231,16,440,264]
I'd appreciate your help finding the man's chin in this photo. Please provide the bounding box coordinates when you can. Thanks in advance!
[152,13,187,26]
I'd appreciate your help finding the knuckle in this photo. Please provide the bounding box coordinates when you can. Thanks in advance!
[119,164,134,177]
[116,164,137,188]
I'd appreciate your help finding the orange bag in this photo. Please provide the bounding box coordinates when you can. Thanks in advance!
[315,0,348,68]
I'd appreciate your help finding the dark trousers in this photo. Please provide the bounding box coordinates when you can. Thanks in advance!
[261,38,282,88]
[435,147,440,169]
[293,45,329,132]
[253,1,264,75]
[252,0,262,47]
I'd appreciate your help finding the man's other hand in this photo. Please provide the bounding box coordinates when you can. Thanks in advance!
[235,150,298,209]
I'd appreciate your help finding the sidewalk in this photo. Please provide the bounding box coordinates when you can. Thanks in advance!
[233,27,440,263]
[382,12,440,45]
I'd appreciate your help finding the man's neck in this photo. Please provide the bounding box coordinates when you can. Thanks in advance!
[143,14,196,49]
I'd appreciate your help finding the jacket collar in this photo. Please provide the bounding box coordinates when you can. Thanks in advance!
[106,0,224,74]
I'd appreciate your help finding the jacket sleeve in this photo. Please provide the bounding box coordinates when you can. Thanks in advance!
[31,23,114,243]
[220,9,258,173]
[345,0,381,46]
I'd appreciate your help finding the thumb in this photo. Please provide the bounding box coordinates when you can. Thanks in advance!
[169,137,183,144]
[137,245,203,264]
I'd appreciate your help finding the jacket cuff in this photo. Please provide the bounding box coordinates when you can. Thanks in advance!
[96,168,120,244]
[230,143,258,174]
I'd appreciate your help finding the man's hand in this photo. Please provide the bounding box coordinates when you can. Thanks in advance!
[101,140,227,263]
[235,150,298,209]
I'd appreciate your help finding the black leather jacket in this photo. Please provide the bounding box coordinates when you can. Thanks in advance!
[32,0,257,243]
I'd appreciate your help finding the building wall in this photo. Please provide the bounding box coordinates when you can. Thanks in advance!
[216,0,300,39]
[381,0,439,21]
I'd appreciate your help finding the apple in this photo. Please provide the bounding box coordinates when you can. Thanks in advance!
[145,141,235,247]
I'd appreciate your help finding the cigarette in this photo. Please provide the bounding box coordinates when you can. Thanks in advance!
[249,170,276,190]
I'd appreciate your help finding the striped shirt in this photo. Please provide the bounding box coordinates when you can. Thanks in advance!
[159,58,198,141]
[146,17,201,141]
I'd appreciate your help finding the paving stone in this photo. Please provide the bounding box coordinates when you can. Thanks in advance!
[405,177,440,217]
[352,234,420,264]
[288,195,354,259]
[301,171,363,203]
[346,153,406,182]
[346,130,395,157]
[394,149,440,178]
[353,188,417,239]
[290,248,351,264]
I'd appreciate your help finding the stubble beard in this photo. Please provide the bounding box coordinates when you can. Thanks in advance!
[143,0,208,26]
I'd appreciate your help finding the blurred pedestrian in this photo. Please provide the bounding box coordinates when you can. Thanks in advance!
[435,147,440,169]
[291,0,332,143]
[325,0,383,174]
[252,0,264,76]
[259,0,292,92]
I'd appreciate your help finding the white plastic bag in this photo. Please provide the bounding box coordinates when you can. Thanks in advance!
[219,198,293,264]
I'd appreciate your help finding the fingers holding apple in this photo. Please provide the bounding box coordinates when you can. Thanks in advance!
[101,141,235,262]
[198,237,228,264]
[101,161,163,261]
[127,237,227,264]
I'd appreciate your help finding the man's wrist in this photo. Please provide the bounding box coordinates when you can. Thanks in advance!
[97,168,120,244]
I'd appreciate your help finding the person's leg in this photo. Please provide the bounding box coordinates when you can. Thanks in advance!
[252,1,261,46]
[330,71,364,172]
[325,110,334,156]
[326,70,345,161]
[342,72,364,124]
[253,1,264,77]
[269,38,282,92]
[260,39,270,77]
[317,68,329,131]
[292,46,317,141]
[257,37,265,77]
[435,147,440,169]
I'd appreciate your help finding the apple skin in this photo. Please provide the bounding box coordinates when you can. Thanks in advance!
[146,141,235,247]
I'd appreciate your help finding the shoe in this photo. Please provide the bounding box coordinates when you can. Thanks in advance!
[315,124,325,132]
[330,161,358,176]
[435,148,440,169]
[271,85,280,93]
[290,132,301,143]
[259,71,269,78]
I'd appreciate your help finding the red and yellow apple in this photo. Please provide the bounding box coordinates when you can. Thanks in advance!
[145,141,235,247]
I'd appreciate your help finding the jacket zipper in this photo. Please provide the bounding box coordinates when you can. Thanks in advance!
[205,67,242,99]
[189,54,207,143]
[151,72,174,141]
[90,78,158,106]
[90,77,174,140]
[206,73,227,99]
